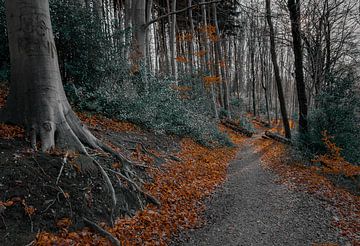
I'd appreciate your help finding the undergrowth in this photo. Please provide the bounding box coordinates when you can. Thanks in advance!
[296,71,360,164]
[69,73,231,147]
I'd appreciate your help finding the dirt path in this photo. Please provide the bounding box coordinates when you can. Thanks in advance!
[174,133,345,246]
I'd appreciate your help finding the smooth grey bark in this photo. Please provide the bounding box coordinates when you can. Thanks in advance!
[131,0,146,59]
[4,0,98,152]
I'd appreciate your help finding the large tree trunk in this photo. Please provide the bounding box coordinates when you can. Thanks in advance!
[3,0,98,152]
[266,0,292,139]
[288,0,308,133]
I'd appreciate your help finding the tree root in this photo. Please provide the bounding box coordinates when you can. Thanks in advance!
[2,105,158,228]
[92,159,117,226]
[105,168,161,207]
[83,217,121,246]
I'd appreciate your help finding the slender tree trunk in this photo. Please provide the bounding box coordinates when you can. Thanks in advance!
[212,3,230,118]
[188,0,195,75]
[288,0,308,133]
[201,1,218,119]
[266,0,291,139]
[170,0,178,81]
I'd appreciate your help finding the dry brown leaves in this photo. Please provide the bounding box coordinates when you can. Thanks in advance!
[0,84,8,108]
[0,85,25,139]
[254,138,360,244]
[77,113,139,133]
[35,127,245,245]
[0,123,24,139]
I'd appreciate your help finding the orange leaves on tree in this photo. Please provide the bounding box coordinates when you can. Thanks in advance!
[199,25,219,42]
[203,76,221,86]
[175,56,188,63]
[194,50,207,57]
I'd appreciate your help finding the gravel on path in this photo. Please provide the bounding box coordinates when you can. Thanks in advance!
[173,135,346,246]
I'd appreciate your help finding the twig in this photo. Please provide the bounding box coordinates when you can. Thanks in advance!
[24,240,35,246]
[56,152,68,185]
[83,217,121,246]
[31,158,50,178]
[41,199,56,213]
[57,186,73,219]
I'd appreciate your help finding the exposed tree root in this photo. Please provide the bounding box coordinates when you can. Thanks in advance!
[123,139,165,166]
[2,104,157,227]
[92,159,117,225]
[105,168,161,207]
[83,217,121,246]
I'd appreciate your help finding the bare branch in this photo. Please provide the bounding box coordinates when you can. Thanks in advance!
[146,0,221,28]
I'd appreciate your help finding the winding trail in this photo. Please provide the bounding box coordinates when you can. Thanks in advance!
[175,133,343,246]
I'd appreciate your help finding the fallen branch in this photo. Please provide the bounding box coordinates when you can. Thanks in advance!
[264,131,292,145]
[83,217,121,246]
[221,119,254,137]
[254,119,271,127]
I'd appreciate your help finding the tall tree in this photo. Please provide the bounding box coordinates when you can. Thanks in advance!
[265,0,292,139]
[2,0,100,152]
[288,0,308,133]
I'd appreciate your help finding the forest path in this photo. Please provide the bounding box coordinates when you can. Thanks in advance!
[174,132,342,246]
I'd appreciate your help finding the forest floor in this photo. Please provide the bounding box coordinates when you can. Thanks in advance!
[172,130,356,246]
[0,84,359,245]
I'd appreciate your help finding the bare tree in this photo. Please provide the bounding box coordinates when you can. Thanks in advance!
[266,0,292,139]
[288,0,308,133]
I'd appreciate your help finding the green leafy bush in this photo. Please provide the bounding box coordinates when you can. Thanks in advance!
[296,70,360,164]
[75,74,232,147]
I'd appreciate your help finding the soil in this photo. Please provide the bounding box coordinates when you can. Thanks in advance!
[0,123,181,246]
[173,134,350,246]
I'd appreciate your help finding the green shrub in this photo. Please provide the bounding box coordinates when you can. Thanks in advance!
[75,73,232,147]
[296,70,360,164]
